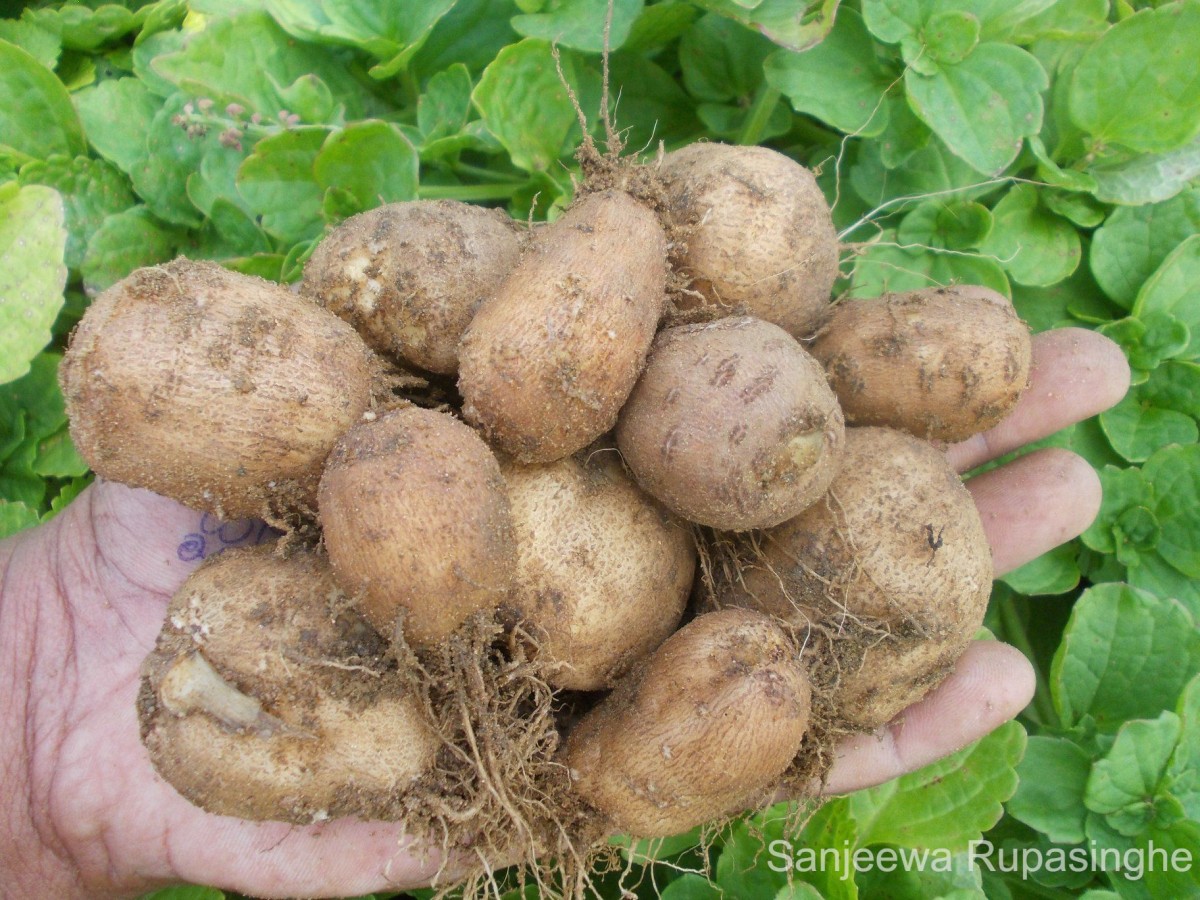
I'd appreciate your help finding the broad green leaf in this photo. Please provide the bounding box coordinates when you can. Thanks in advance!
[1000,542,1081,596]
[139,887,225,900]
[783,799,859,900]
[1082,465,1151,556]
[1051,583,1200,732]
[905,43,1048,175]
[877,94,932,167]
[981,184,1080,286]
[1143,443,1200,578]
[1011,0,1109,42]
[237,127,328,245]
[1139,820,1200,898]
[612,826,703,864]
[473,39,592,173]
[418,64,473,141]
[1007,736,1093,843]
[272,73,338,125]
[264,0,456,77]
[607,52,702,149]
[765,9,894,137]
[512,0,644,52]
[34,427,89,479]
[0,16,62,69]
[850,228,1009,297]
[896,199,992,249]
[1087,134,1200,205]
[81,206,179,296]
[1132,235,1200,360]
[1086,711,1182,836]
[855,850,984,899]
[0,499,40,538]
[689,0,841,52]
[18,155,136,270]
[1100,313,1191,377]
[27,3,140,52]
[1099,362,1200,462]
[773,885,824,900]
[921,11,980,66]
[0,430,43,508]
[410,0,521,77]
[850,720,1025,850]
[152,12,377,119]
[1028,135,1098,193]
[624,1,699,52]
[1091,189,1200,307]
[74,78,160,176]
[0,184,67,384]
[0,39,88,162]
[683,11,777,104]
[1069,2,1200,154]
[716,814,791,898]
[0,352,68,446]
[659,875,724,900]
[1012,261,1105,333]
[313,121,418,216]
[862,0,925,44]
[1166,674,1200,820]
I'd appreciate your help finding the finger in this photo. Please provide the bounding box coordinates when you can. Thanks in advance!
[821,640,1034,795]
[946,328,1130,473]
[967,447,1101,576]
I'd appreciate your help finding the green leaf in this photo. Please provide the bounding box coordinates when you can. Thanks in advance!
[1000,542,1081,596]
[0,39,88,162]
[0,351,68,446]
[607,52,702,149]
[850,228,1009,298]
[1086,711,1182,836]
[1166,674,1200,820]
[74,78,160,176]
[1069,2,1200,154]
[264,0,457,77]
[1011,0,1109,43]
[896,199,993,249]
[0,183,68,384]
[418,64,473,141]
[876,94,932,167]
[659,875,724,900]
[0,16,62,70]
[765,9,894,137]
[18,155,136,271]
[981,184,1080,287]
[861,0,924,44]
[1007,735,1093,843]
[472,39,593,173]
[1132,234,1200,360]
[237,127,328,245]
[689,0,841,52]
[1051,583,1200,732]
[904,43,1048,175]
[1087,134,1200,205]
[920,11,981,66]
[716,814,790,898]
[138,887,226,900]
[512,0,644,52]
[1091,189,1200,307]
[1139,819,1200,898]
[855,850,984,899]
[1011,261,1103,333]
[612,826,703,865]
[34,427,89,479]
[1082,465,1150,556]
[80,206,179,296]
[152,12,379,118]
[0,499,40,538]
[313,121,418,217]
[624,1,699,52]
[410,0,521,78]
[1099,362,1200,462]
[1143,443,1200,579]
[28,3,140,52]
[683,11,777,104]
[850,720,1025,850]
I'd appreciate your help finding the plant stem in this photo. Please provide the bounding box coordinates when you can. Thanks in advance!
[417,183,520,202]
[736,84,782,147]
[999,595,1060,729]
[452,162,527,184]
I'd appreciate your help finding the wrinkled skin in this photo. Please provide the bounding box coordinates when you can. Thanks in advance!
[0,327,1127,898]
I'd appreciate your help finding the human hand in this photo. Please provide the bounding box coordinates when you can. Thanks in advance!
[0,327,1129,899]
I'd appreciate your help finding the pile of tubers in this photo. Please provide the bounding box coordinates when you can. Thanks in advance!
[59,140,1031,885]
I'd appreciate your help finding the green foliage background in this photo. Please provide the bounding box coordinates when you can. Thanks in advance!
[2,0,1199,897]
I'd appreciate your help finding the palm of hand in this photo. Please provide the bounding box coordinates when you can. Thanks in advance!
[2,327,1128,899]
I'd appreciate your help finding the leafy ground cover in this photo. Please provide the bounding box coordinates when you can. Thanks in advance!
[2,1,1199,897]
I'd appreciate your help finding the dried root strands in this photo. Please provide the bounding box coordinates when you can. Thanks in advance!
[810,285,1032,442]
[719,427,993,730]
[660,142,839,340]
[138,545,439,823]
[60,257,375,522]
[301,200,523,375]
[458,189,667,464]
[562,607,812,838]
[318,405,517,650]
[617,316,845,531]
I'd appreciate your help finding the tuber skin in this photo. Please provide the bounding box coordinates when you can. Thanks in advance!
[810,286,1033,442]
[458,189,667,463]
[562,607,812,838]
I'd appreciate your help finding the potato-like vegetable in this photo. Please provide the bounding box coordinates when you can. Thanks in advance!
[720,427,992,730]
[661,142,839,339]
[60,258,374,520]
[810,286,1032,442]
[616,316,844,531]
[319,405,516,649]
[458,189,666,463]
[562,607,811,837]
[501,452,695,690]
[138,545,439,823]
[301,200,522,374]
